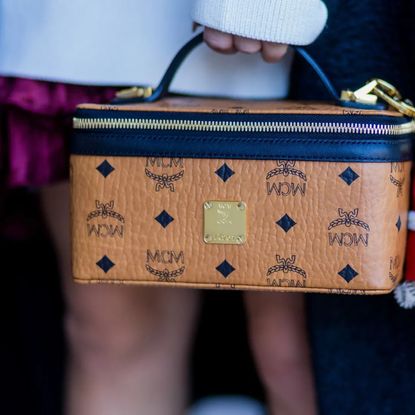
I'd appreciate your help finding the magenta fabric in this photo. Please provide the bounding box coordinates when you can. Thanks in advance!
[0,78,117,187]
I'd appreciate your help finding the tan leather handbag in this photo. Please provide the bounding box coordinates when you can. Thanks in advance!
[70,34,415,294]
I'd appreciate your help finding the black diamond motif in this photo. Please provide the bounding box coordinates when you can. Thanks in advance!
[339,167,359,186]
[216,260,236,278]
[155,210,174,228]
[338,264,359,283]
[276,214,296,233]
[396,216,402,231]
[215,163,235,182]
[96,255,115,273]
[96,160,115,177]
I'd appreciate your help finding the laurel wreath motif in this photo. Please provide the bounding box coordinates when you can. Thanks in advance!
[86,200,125,223]
[145,264,185,282]
[266,255,307,278]
[266,160,307,181]
[390,175,405,197]
[327,208,370,231]
[145,168,184,192]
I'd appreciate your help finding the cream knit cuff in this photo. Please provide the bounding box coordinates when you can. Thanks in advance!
[192,0,328,45]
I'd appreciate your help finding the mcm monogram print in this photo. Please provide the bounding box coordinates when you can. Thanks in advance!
[145,168,184,192]
[388,272,398,283]
[87,201,125,223]
[146,249,185,282]
[389,255,401,283]
[145,264,185,282]
[328,209,370,231]
[266,161,307,181]
[390,175,405,197]
[266,161,307,197]
[267,255,307,278]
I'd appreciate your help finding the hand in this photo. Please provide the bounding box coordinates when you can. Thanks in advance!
[204,27,288,63]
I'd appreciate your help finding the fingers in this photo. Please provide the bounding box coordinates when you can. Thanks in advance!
[204,27,236,54]
[261,42,289,63]
[234,35,262,54]
[204,27,289,62]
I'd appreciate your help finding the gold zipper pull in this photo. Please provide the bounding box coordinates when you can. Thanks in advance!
[371,79,415,118]
[115,86,153,100]
[341,80,378,105]
[341,79,415,118]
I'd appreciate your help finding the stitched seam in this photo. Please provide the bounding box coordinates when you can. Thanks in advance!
[71,150,412,161]
[73,133,413,145]
[72,278,391,293]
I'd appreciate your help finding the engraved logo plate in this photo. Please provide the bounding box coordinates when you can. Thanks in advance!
[203,201,247,245]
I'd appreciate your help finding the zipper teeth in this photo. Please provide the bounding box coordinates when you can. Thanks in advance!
[73,117,415,136]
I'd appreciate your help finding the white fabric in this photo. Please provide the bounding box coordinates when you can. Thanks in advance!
[0,0,327,98]
[193,0,328,44]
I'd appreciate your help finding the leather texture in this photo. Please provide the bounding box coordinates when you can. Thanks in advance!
[78,98,402,115]
[72,124,414,163]
[73,100,414,162]
[70,155,410,293]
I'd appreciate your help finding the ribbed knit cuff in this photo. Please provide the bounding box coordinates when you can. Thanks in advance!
[192,0,328,45]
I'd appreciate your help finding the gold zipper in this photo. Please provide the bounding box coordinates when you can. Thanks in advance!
[73,117,415,136]
[86,78,415,136]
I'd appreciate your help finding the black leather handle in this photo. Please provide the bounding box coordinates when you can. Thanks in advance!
[112,32,340,104]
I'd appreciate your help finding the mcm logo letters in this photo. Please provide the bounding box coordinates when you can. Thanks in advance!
[145,249,185,282]
[145,157,184,192]
[328,208,370,247]
[87,200,125,238]
[266,255,307,287]
[266,161,307,197]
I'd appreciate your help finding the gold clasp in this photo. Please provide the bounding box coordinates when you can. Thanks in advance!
[115,86,153,100]
[341,79,415,118]
[340,80,378,105]
[371,79,415,118]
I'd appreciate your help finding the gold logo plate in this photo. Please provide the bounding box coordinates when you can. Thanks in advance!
[203,201,247,245]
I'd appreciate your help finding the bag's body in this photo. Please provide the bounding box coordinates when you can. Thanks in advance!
[71,97,413,294]
[70,34,415,294]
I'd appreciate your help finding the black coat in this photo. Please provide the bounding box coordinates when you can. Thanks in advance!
[291,1,415,414]
[291,0,415,98]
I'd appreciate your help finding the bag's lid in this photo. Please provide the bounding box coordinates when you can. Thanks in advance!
[72,99,415,163]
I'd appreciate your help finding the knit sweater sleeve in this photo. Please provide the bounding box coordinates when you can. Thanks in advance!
[191,0,328,45]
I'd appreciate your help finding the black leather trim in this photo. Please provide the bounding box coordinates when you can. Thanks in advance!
[71,130,413,162]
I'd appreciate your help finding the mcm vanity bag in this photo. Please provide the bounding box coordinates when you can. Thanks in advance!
[70,34,415,294]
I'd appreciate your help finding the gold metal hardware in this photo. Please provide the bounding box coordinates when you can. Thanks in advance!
[204,234,212,242]
[340,80,378,105]
[203,201,247,245]
[371,79,415,118]
[73,117,415,135]
[115,86,153,100]
[341,79,415,118]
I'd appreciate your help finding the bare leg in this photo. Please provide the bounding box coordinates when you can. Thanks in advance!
[243,292,317,415]
[40,181,200,415]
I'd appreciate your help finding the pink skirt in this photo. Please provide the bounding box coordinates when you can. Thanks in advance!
[0,77,117,187]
